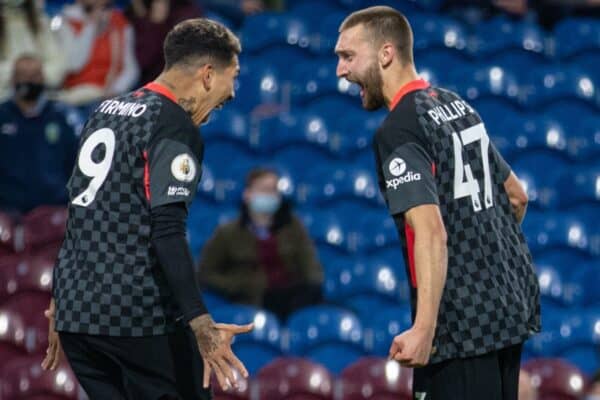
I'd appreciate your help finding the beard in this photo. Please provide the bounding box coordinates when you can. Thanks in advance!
[359,62,386,111]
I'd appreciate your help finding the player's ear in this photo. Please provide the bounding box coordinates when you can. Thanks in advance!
[200,64,214,91]
[379,42,394,68]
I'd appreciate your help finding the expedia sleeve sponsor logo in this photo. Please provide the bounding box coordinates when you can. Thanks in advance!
[386,157,422,190]
[386,171,422,189]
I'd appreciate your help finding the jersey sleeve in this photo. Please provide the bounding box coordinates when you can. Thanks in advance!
[147,137,202,209]
[490,141,511,182]
[375,129,439,216]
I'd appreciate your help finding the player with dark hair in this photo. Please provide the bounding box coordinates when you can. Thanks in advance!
[42,18,251,399]
[335,6,540,400]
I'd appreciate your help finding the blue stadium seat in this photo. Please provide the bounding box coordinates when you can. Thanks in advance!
[411,15,468,56]
[324,260,404,322]
[329,110,384,158]
[558,311,600,374]
[469,18,546,67]
[575,263,600,307]
[521,65,598,110]
[512,153,569,209]
[508,116,568,158]
[300,167,380,208]
[356,210,400,253]
[417,62,449,87]
[564,115,600,162]
[233,61,283,113]
[211,305,283,374]
[368,305,413,356]
[302,209,351,253]
[187,203,237,257]
[521,212,590,256]
[556,164,600,208]
[554,18,600,60]
[286,305,365,373]
[290,60,361,107]
[201,107,249,145]
[451,65,521,107]
[310,11,347,55]
[240,13,311,54]
[535,262,565,307]
[288,2,343,31]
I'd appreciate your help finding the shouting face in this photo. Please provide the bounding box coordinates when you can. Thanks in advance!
[335,24,386,111]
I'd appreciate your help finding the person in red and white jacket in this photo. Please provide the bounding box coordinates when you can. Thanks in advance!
[56,0,139,106]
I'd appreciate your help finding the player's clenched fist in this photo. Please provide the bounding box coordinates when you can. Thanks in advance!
[388,326,435,368]
[190,314,253,391]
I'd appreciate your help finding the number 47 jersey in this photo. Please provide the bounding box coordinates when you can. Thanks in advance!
[53,84,203,337]
[373,80,540,364]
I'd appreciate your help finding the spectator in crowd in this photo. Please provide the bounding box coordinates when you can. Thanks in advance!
[519,370,538,400]
[0,0,65,102]
[0,54,80,214]
[57,0,139,106]
[125,0,202,85]
[198,167,323,320]
[587,370,600,400]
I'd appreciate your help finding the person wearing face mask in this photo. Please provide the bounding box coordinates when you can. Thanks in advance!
[0,0,65,102]
[198,167,323,321]
[0,54,80,214]
[55,0,139,106]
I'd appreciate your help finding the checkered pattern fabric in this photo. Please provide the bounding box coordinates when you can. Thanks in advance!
[375,86,541,364]
[53,89,196,336]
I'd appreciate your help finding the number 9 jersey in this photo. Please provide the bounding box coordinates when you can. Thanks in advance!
[373,79,541,364]
[53,83,203,337]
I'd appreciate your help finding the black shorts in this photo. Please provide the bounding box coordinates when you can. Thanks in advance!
[60,323,212,400]
[413,344,522,400]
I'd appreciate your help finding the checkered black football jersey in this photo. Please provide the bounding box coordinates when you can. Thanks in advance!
[53,84,204,336]
[373,80,541,363]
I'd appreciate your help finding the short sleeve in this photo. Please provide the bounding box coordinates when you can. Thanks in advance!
[490,141,511,182]
[377,141,439,215]
[147,138,201,209]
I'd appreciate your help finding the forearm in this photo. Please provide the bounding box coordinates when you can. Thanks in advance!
[151,204,207,323]
[511,200,527,224]
[413,229,448,333]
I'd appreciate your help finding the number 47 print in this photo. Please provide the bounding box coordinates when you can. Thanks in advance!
[452,123,494,213]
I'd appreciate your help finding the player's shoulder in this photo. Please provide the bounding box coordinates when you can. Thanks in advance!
[375,89,428,148]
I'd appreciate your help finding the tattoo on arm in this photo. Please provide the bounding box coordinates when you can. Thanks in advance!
[191,314,221,355]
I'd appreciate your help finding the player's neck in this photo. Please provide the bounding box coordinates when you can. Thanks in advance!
[154,71,212,123]
[382,64,420,109]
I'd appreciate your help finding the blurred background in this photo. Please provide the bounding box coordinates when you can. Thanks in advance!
[0,0,598,399]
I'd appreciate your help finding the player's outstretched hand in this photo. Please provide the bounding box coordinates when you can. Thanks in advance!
[41,298,62,371]
[190,314,253,391]
[388,326,435,368]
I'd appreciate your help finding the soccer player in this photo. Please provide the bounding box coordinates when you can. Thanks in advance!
[41,18,252,399]
[335,6,540,400]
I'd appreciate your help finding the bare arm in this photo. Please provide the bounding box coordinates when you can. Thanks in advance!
[406,204,448,335]
[504,171,528,224]
[389,204,447,367]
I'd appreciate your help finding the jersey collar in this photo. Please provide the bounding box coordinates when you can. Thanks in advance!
[144,82,177,103]
[388,79,430,111]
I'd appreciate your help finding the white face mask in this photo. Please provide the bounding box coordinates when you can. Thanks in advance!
[586,396,600,400]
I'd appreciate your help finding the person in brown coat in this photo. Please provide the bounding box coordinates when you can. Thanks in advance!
[197,167,323,321]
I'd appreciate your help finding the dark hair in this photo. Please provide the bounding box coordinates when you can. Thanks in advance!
[245,167,278,188]
[1,0,40,56]
[163,18,241,70]
[339,6,414,65]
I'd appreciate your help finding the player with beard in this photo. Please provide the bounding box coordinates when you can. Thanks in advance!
[335,6,540,400]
